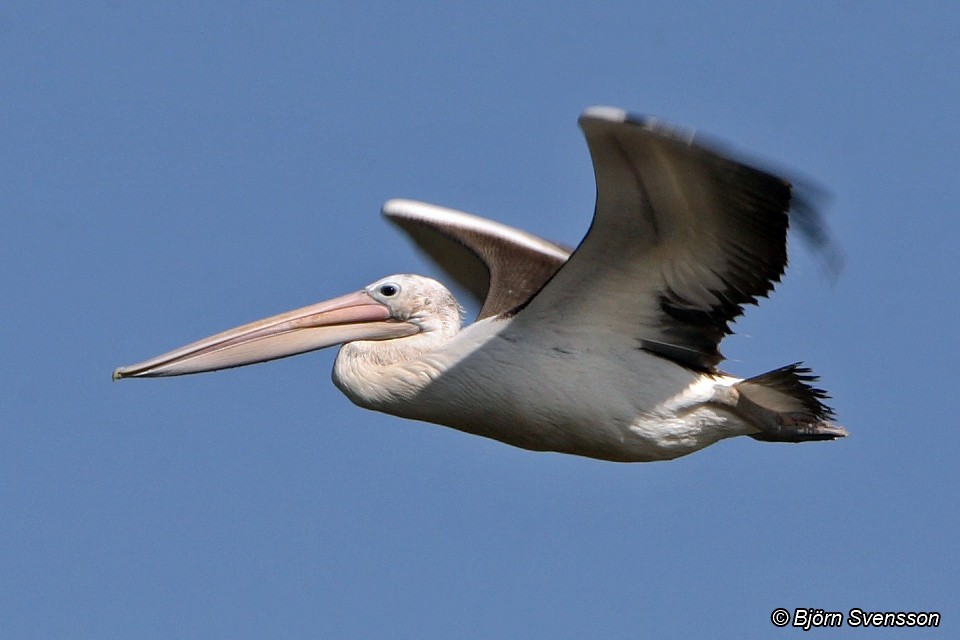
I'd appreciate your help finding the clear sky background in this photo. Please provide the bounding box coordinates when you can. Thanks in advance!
[3,3,958,638]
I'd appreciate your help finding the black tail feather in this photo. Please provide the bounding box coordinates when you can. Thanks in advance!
[735,363,847,443]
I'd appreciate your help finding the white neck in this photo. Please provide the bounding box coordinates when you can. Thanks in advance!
[332,314,462,410]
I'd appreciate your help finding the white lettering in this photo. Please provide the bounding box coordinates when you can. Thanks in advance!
[847,608,940,628]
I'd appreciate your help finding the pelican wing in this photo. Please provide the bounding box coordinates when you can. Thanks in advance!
[515,107,804,370]
[383,199,570,320]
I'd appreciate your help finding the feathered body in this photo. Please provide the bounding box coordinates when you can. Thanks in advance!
[331,276,769,462]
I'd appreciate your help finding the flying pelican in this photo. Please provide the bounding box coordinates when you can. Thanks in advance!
[114,106,846,462]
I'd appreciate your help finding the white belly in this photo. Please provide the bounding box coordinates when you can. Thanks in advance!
[334,318,756,462]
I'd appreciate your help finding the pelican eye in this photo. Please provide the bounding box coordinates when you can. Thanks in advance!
[378,283,400,297]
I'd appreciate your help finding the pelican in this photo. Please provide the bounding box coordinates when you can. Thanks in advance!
[114,106,846,462]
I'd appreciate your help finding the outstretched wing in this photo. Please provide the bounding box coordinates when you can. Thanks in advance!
[514,106,816,370]
[383,199,570,320]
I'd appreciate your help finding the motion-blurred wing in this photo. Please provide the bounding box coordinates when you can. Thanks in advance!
[383,199,570,320]
[516,106,818,370]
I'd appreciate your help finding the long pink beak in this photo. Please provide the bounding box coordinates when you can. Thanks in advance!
[113,290,420,379]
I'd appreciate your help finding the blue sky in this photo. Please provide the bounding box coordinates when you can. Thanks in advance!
[3,2,958,638]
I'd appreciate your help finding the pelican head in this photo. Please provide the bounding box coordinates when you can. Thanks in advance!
[112,274,461,380]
